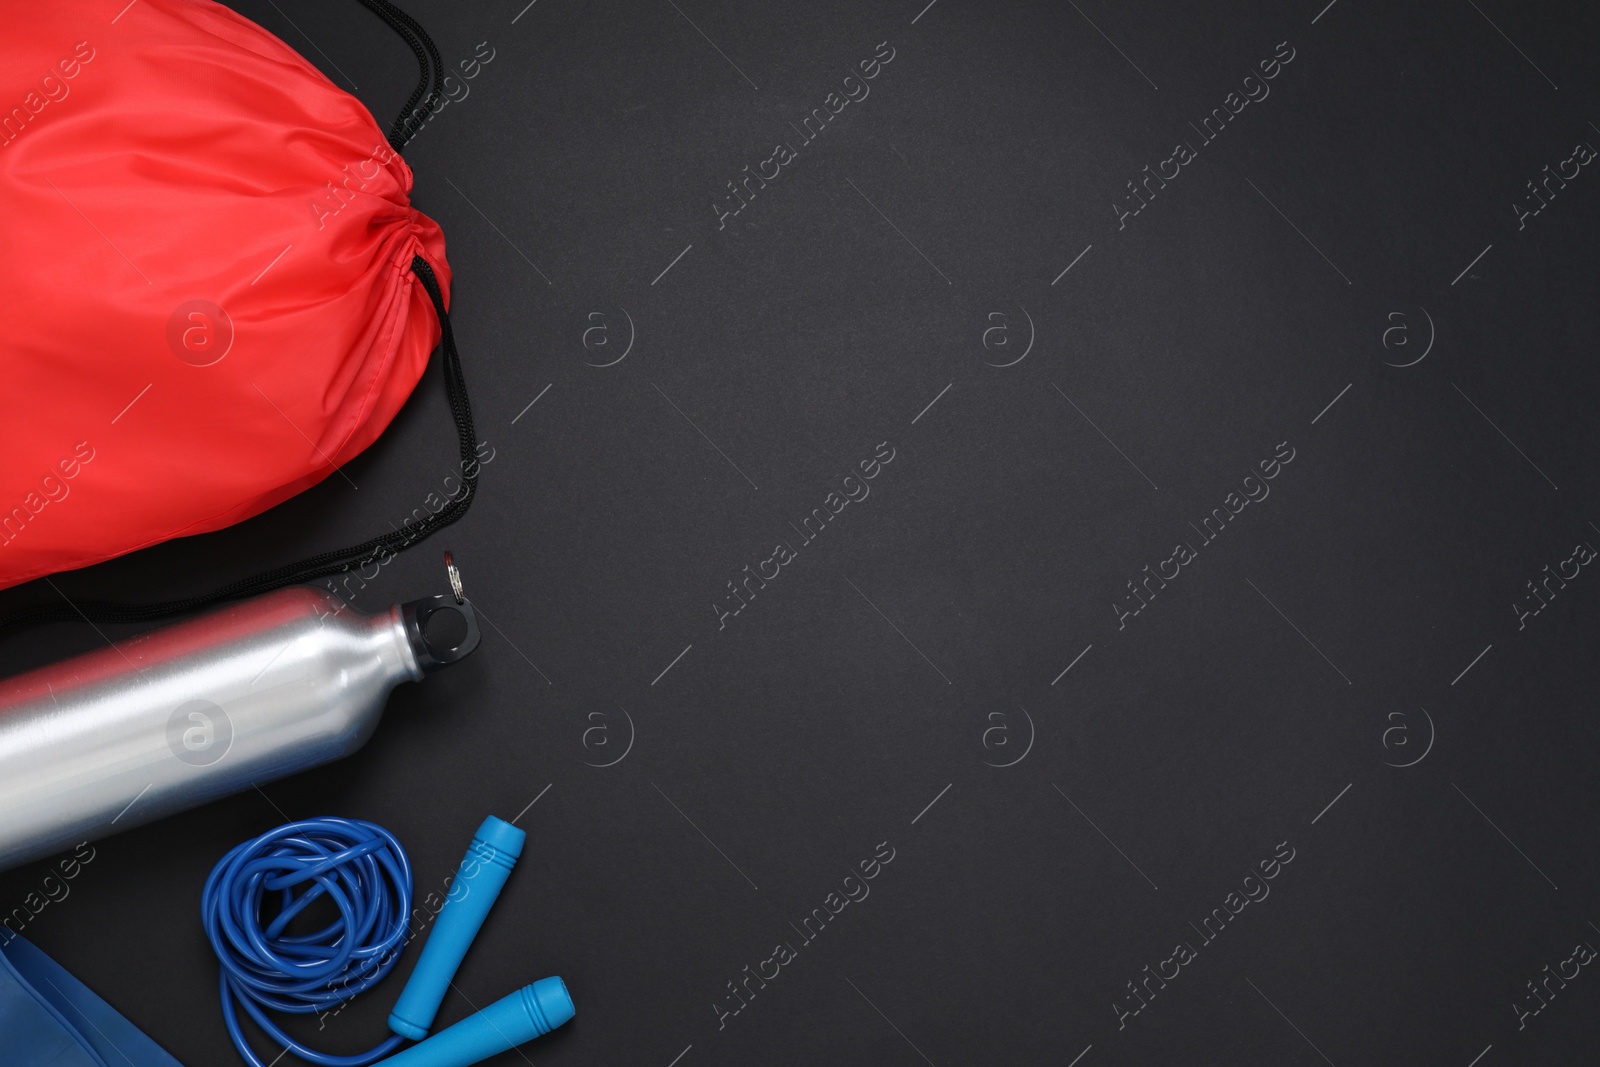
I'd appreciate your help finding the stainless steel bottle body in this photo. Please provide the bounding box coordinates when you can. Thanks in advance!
[0,586,426,872]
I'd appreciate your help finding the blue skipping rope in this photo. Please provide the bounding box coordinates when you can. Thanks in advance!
[200,817,413,1067]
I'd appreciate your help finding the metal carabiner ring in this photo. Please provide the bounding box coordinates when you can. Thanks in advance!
[444,551,465,604]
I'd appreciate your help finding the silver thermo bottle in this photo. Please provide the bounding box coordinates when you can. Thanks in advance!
[0,584,479,872]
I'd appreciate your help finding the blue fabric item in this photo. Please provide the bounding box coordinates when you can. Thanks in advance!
[0,934,186,1067]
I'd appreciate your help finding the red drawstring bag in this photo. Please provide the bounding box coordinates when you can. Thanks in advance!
[0,0,475,621]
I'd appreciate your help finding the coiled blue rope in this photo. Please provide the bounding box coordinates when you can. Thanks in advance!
[201,817,413,1067]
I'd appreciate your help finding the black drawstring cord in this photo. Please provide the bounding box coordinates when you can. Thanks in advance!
[0,256,476,629]
[356,0,445,151]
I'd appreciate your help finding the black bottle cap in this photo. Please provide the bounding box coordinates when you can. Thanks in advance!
[401,594,481,674]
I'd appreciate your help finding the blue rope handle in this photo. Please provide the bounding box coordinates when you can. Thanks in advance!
[201,817,413,1067]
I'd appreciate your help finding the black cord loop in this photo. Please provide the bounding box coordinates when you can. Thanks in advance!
[356,0,445,151]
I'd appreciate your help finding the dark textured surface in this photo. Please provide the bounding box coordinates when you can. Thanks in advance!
[3,1,1600,1064]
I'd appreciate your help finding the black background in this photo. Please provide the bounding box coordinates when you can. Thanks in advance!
[3,0,1600,1064]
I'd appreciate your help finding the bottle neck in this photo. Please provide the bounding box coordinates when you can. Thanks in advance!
[379,606,427,685]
